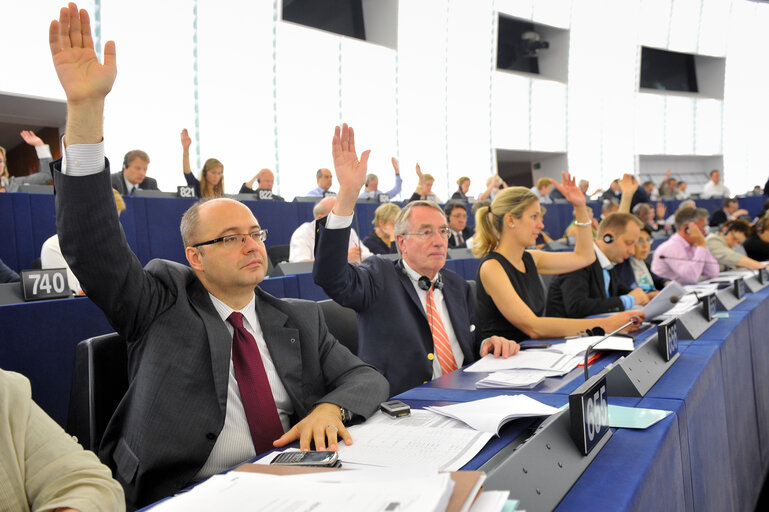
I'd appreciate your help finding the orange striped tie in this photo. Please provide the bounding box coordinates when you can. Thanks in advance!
[425,284,458,375]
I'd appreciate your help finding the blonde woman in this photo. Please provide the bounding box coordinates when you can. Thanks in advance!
[473,172,642,342]
[451,176,471,201]
[362,203,400,254]
[181,128,224,198]
[0,146,9,192]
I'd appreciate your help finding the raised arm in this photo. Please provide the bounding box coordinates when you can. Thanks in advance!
[180,128,192,175]
[618,173,638,213]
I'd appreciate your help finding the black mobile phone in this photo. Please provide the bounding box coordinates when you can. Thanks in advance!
[379,400,411,418]
[270,450,339,467]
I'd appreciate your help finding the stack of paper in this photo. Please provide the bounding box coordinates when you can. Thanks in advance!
[464,351,581,374]
[476,369,563,389]
[547,335,635,356]
[425,395,560,434]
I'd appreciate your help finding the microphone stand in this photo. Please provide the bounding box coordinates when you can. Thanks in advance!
[583,316,641,381]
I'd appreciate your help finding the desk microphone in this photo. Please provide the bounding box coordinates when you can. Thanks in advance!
[583,315,642,381]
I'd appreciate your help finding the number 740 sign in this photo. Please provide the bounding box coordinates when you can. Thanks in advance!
[20,269,72,301]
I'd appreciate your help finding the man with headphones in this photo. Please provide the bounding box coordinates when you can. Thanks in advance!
[239,168,285,201]
[705,220,767,271]
[547,212,651,318]
[314,124,519,396]
[651,206,720,284]
[110,149,158,195]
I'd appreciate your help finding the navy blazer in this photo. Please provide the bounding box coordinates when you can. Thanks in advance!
[546,258,630,318]
[314,220,479,396]
[110,170,159,194]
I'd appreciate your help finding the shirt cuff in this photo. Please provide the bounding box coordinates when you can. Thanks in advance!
[620,295,635,310]
[34,144,52,160]
[326,211,354,229]
[61,137,105,176]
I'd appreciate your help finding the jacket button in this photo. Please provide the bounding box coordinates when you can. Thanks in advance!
[427,353,434,361]
[206,432,216,440]
[290,338,296,343]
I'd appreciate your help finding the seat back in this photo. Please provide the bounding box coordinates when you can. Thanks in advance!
[67,333,128,453]
[266,244,290,267]
[318,300,359,355]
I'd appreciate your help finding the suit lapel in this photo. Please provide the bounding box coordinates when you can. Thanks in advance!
[593,259,607,297]
[188,279,231,415]
[397,266,427,319]
[443,281,473,359]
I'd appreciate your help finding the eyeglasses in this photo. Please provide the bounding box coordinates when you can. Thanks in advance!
[193,229,268,248]
[403,227,451,240]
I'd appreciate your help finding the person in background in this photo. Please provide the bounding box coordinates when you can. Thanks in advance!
[472,177,643,342]
[409,164,441,203]
[180,128,224,199]
[0,368,125,512]
[709,197,748,228]
[111,149,158,195]
[362,203,400,255]
[306,168,335,197]
[451,176,471,202]
[676,180,689,200]
[705,219,767,271]
[744,215,769,262]
[601,198,619,220]
[632,202,666,233]
[358,157,402,200]
[651,206,719,284]
[479,174,508,201]
[702,169,730,199]
[658,176,678,200]
[0,146,8,192]
[240,168,285,201]
[530,177,553,204]
[0,131,55,193]
[445,201,474,248]
[614,225,668,295]
[42,188,126,295]
[601,179,622,202]
[0,257,20,283]
[563,207,598,239]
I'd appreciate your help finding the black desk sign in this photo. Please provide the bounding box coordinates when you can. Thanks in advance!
[378,193,390,203]
[758,267,768,285]
[657,317,678,362]
[569,374,610,456]
[734,278,745,300]
[177,186,196,198]
[257,190,273,200]
[703,293,716,322]
[20,269,71,301]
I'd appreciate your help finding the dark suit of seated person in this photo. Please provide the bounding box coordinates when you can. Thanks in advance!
[3,130,54,192]
[239,168,285,201]
[709,198,748,227]
[547,213,651,318]
[110,149,158,195]
[0,257,20,283]
[362,202,400,255]
[48,10,388,508]
[614,225,668,294]
[473,180,642,343]
[744,215,769,261]
[445,201,474,249]
[314,124,519,396]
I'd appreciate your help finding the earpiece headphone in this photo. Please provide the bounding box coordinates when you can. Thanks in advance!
[122,156,129,170]
[202,166,207,177]
[758,222,766,235]
[602,233,614,244]
[398,259,443,290]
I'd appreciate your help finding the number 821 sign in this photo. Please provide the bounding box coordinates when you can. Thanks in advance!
[21,269,72,301]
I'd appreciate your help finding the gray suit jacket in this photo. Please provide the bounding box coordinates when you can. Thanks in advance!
[110,170,159,194]
[54,160,388,509]
[6,157,53,192]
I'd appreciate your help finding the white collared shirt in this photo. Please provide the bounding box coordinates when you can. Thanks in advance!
[594,243,614,270]
[196,293,294,479]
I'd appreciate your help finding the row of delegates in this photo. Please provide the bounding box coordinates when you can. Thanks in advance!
[314,124,519,396]
[706,220,768,271]
[452,174,508,203]
[0,131,55,193]
[0,368,125,512]
[49,5,389,509]
[289,196,371,263]
[744,214,769,262]
[362,203,400,255]
[181,128,224,198]
[471,180,643,343]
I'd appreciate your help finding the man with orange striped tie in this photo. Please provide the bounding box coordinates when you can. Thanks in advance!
[314,124,520,396]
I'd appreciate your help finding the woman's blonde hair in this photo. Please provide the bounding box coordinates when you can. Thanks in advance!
[199,158,224,198]
[456,176,470,187]
[472,186,539,258]
[372,202,401,226]
[0,146,9,181]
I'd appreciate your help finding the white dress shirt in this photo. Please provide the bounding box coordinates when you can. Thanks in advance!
[40,234,81,293]
[288,219,372,262]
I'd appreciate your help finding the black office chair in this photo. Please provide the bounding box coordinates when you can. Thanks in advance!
[267,245,290,267]
[318,300,359,355]
[466,279,477,298]
[67,333,128,453]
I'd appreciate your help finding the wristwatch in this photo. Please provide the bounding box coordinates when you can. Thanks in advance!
[340,406,353,425]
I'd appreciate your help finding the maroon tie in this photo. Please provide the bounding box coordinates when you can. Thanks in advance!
[227,312,284,454]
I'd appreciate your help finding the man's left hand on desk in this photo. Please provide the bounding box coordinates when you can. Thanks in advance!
[273,402,352,452]
[480,336,520,359]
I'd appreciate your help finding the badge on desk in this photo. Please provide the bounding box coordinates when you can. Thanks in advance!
[177,186,196,198]
[569,375,610,456]
[733,278,745,300]
[702,293,717,322]
[657,317,678,362]
[258,190,273,200]
[20,269,71,301]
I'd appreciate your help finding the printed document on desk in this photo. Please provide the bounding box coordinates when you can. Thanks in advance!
[464,350,580,374]
[546,335,635,356]
[425,395,560,434]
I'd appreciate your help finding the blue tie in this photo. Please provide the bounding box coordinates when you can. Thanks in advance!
[602,268,611,298]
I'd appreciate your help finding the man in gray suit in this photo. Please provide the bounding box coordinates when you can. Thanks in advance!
[110,149,159,195]
[49,5,388,508]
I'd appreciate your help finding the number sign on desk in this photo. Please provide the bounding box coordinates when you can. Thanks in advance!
[657,318,678,362]
[758,267,768,285]
[734,278,745,300]
[20,269,71,301]
[257,190,273,200]
[703,293,717,322]
[177,186,196,198]
[569,375,610,456]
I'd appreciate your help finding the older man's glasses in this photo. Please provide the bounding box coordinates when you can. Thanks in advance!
[403,227,451,240]
[193,229,268,248]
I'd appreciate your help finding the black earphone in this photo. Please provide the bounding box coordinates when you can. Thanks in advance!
[122,156,129,170]
[398,259,443,290]
[602,233,614,244]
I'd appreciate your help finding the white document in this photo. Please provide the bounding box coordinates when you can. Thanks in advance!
[464,351,579,373]
[546,335,635,356]
[476,369,551,389]
[425,395,560,434]
[337,410,494,472]
[469,491,511,512]
[149,470,455,512]
[641,281,686,320]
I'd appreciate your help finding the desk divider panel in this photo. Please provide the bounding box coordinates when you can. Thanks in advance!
[605,334,680,397]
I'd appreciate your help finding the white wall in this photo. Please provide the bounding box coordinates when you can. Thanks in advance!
[2,0,768,199]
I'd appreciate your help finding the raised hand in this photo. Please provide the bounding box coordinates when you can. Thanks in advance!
[551,171,586,207]
[20,130,44,147]
[49,3,116,105]
[391,157,399,175]
[618,173,638,195]
[180,128,192,149]
[332,123,370,192]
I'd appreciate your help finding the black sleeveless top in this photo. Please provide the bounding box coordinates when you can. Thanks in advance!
[476,251,545,342]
